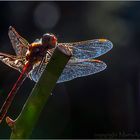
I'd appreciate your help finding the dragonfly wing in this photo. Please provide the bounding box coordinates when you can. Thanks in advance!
[8,26,30,58]
[57,58,107,83]
[28,51,52,82]
[28,61,47,82]
[59,39,113,59]
[29,58,106,83]
[0,52,24,72]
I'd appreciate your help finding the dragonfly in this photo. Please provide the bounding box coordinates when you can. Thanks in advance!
[0,26,113,123]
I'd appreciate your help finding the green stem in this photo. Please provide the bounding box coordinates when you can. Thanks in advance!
[9,46,72,139]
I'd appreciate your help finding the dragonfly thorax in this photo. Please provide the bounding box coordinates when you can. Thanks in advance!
[25,34,57,65]
[25,44,46,65]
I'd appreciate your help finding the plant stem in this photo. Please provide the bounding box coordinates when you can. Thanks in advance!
[9,45,72,139]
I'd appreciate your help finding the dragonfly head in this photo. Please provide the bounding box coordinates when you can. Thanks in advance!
[42,33,57,49]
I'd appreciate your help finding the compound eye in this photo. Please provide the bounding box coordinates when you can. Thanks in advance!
[42,33,51,45]
[42,33,57,48]
[51,35,57,46]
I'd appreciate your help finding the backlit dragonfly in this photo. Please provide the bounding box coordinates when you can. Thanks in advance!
[0,26,113,123]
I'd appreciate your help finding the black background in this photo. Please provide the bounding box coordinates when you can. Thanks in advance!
[0,1,140,139]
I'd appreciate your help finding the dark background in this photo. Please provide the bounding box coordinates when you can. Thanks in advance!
[0,1,139,139]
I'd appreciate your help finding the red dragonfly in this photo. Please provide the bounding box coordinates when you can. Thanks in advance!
[0,26,113,123]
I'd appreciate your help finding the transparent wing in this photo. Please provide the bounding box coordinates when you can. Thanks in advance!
[28,61,47,82]
[0,52,24,72]
[28,52,51,82]
[29,58,106,83]
[8,26,30,58]
[57,58,107,83]
[59,39,113,59]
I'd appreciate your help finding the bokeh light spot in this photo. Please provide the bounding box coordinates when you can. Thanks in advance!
[34,2,60,30]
